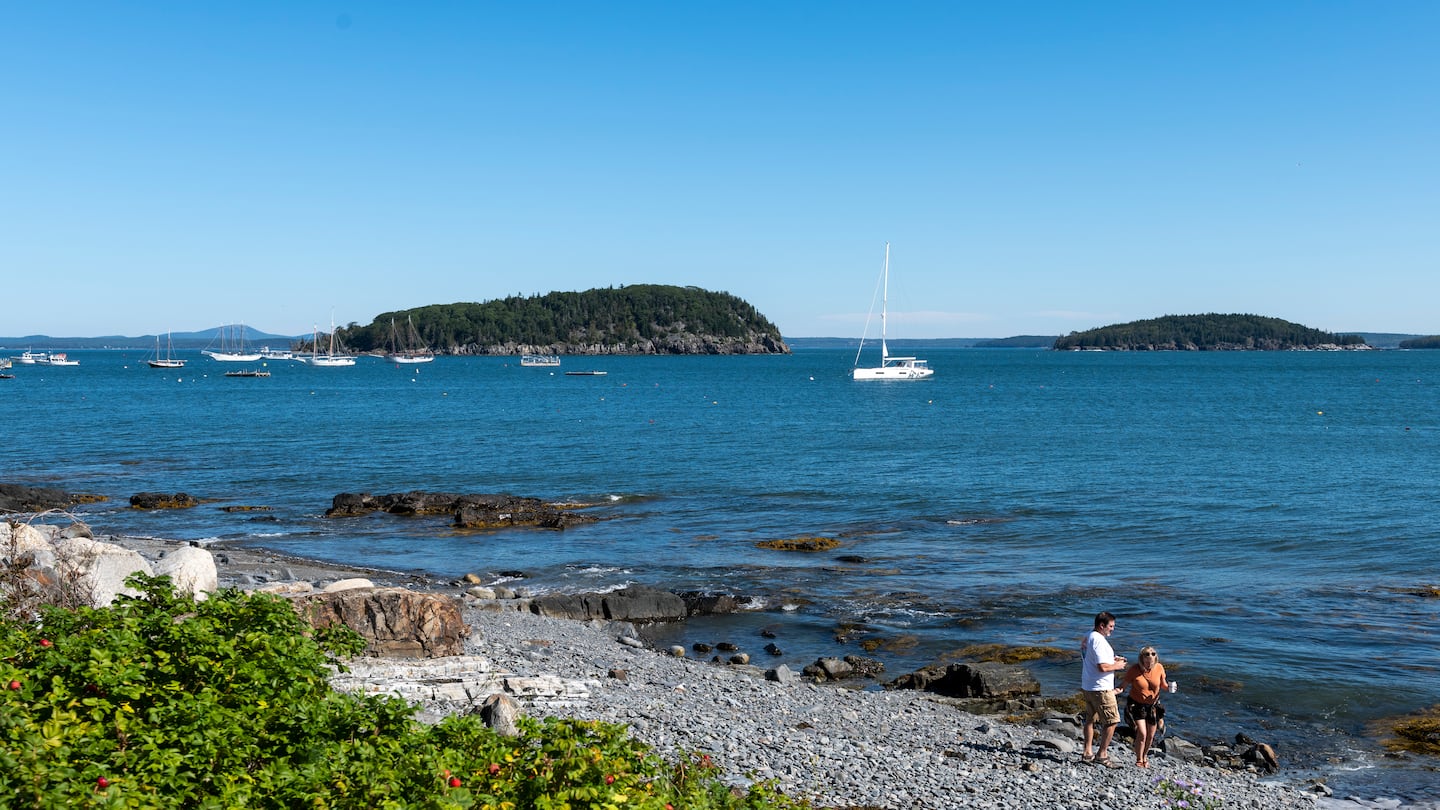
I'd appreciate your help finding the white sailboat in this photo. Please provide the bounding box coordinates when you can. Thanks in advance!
[147,332,186,369]
[383,316,435,364]
[299,319,355,367]
[201,323,262,362]
[852,243,934,381]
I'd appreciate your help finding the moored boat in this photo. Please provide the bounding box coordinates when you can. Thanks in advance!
[147,332,185,368]
[852,243,933,381]
[37,352,79,366]
[520,354,561,367]
[383,316,435,364]
[202,323,262,362]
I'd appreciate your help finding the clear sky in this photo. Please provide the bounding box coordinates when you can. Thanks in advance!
[4,2,1438,339]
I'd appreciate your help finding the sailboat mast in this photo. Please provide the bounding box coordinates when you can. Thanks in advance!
[880,242,890,362]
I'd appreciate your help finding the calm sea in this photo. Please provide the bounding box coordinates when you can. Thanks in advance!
[4,347,1438,799]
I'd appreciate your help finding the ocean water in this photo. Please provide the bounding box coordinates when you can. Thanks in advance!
[4,346,1439,799]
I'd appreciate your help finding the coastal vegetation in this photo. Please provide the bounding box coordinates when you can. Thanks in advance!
[1052,314,1367,351]
[0,575,803,809]
[334,285,789,356]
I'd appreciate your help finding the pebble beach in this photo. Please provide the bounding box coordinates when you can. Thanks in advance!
[64,533,1407,810]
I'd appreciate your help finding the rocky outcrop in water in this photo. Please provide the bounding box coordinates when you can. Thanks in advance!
[324,491,597,530]
[0,483,107,513]
[130,492,200,509]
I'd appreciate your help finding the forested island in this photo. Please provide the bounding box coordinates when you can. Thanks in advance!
[1052,314,1369,351]
[335,285,789,356]
[1398,335,1440,349]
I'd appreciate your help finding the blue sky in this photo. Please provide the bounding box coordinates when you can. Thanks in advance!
[4,2,1437,339]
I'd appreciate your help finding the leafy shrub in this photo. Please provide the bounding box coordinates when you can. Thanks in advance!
[0,575,806,809]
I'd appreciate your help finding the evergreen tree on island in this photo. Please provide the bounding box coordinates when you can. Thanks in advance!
[338,285,790,356]
[1053,314,1368,351]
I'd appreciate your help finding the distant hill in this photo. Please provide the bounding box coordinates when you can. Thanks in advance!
[787,336,1056,349]
[0,326,300,350]
[336,285,788,356]
[1398,335,1440,349]
[1054,314,1369,351]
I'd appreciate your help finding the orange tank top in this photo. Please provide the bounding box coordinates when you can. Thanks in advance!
[1127,663,1166,704]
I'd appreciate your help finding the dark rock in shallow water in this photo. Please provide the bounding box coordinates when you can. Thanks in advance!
[0,483,107,513]
[130,492,200,510]
[677,590,740,616]
[324,491,597,529]
[885,662,1040,700]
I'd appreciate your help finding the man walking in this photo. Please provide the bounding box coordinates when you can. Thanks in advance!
[1081,611,1126,767]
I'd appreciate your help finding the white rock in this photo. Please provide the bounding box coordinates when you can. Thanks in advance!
[54,537,154,607]
[154,545,218,600]
[3,522,56,568]
[323,578,375,593]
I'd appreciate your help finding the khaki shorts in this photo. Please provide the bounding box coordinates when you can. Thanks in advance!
[1082,688,1120,727]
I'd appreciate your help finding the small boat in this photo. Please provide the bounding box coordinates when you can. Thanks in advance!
[12,351,42,365]
[38,352,79,366]
[0,374,13,380]
[852,243,933,381]
[147,332,185,368]
[258,346,295,361]
[383,316,435,364]
[520,354,561,367]
[202,323,262,362]
[224,368,271,378]
[564,370,608,376]
[298,318,356,367]
[0,358,10,371]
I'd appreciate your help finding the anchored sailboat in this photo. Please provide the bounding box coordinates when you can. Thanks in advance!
[852,243,933,381]
[383,316,435,364]
[148,331,186,369]
[202,323,261,362]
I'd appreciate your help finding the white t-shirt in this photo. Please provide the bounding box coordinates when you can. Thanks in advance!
[1082,630,1116,691]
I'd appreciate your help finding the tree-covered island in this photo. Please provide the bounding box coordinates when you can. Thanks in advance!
[334,285,790,356]
[1053,314,1369,351]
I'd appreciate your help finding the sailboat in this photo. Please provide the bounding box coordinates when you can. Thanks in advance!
[147,332,186,369]
[383,316,435,364]
[298,318,356,367]
[201,323,262,362]
[852,243,934,381]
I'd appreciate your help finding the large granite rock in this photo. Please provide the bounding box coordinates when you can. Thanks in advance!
[153,545,219,600]
[324,491,596,530]
[295,587,470,658]
[530,584,687,623]
[54,537,155,607]
[886,661,1041,700]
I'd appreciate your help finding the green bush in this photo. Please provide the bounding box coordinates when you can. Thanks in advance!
[0,575,805,809]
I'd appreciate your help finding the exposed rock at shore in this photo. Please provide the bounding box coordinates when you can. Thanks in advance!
[130,492,200,509]
[295,587,470,659]
[885,660,1042,701]
[755,535,841,552]
[530,584,688,623]
[324,491,597,530]
[0,483,107,513]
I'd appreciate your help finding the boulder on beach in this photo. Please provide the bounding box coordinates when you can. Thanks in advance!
[154,544,219,600]
[54,537,155,607]
[295,587,470,658]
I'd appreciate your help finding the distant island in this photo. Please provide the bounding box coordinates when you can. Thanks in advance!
[1398,335,1440,349]
[337,285,789,356]
[1053,314,1369,351]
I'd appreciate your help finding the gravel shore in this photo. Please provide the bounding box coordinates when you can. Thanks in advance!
[119,535,1434,810]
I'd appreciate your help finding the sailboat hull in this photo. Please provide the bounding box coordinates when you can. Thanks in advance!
[852,361,934,380]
